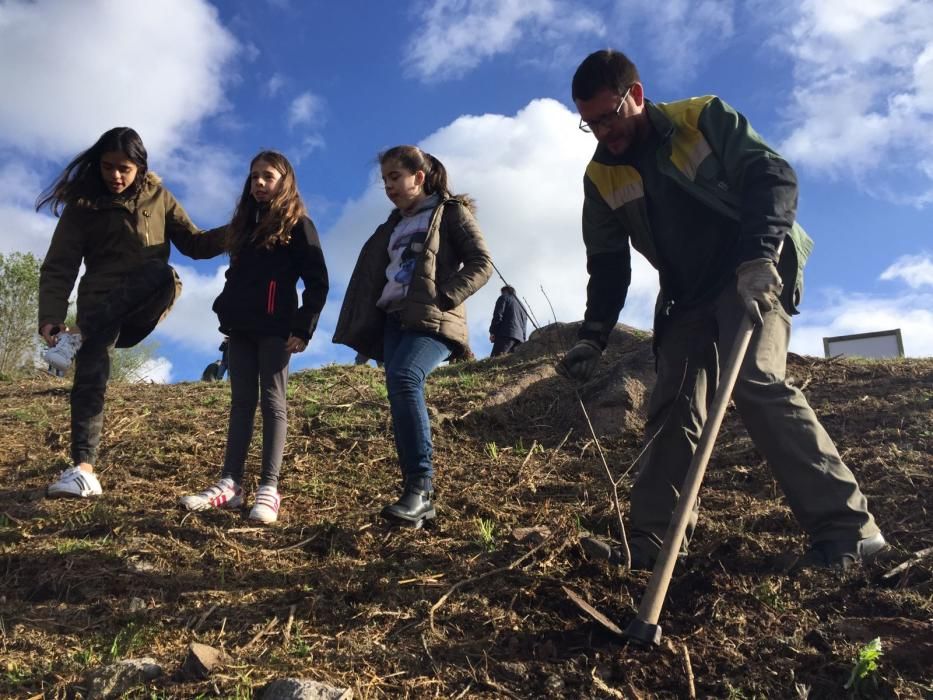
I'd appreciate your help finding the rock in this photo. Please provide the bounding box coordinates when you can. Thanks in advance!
[179,642,226,680]
[128,597,147,613]
[85,657,162,699]
[259,678,351,700]
[511,526,551,545]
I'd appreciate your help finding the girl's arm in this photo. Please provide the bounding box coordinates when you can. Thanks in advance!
[437,202,493,310]
[38,206,85,331]
[162,190,227,259]
[289,216,329,341]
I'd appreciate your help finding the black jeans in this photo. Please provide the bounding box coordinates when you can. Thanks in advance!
[491,337,520,357]
[220,332,290,488]
[71,260,178,465]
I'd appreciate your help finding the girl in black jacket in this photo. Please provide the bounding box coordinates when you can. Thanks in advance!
[180,151,328,523]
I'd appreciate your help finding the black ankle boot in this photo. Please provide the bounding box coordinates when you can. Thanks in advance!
[380,477,436,528]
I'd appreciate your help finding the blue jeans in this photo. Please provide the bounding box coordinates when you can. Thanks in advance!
[383,316,453,480]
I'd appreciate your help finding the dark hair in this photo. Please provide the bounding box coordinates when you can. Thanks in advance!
[571,49,640,102]
[227,150,307,256]
[501,285,515,294]
[35,127,149,215]
[378,145,451,197]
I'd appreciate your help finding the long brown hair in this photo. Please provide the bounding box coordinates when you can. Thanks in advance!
[35,127,148,216]
[227,151,307,256]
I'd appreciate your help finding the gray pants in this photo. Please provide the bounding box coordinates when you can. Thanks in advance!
[629,284,880,557]
[221,333,290,488]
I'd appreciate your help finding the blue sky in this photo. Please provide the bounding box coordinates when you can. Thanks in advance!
[1,0,930,382]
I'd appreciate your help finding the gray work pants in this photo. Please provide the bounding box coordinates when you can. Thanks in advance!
[629,284,880,557]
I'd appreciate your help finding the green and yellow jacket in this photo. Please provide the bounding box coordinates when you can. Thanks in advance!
[579,96,814,346]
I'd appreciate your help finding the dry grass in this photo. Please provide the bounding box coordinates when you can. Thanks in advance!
[0,342,931,698]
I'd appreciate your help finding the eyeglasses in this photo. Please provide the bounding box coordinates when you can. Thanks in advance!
[578,86,632,133]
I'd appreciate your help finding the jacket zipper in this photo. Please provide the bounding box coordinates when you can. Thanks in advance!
[267,280,277,314]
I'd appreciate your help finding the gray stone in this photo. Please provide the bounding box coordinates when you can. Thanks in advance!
[179,642,226,680]
[260,678,351,700]
[85,657,162,700]
[511,526,551,545]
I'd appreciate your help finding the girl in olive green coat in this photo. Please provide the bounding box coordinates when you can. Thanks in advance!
[36,126,224,499]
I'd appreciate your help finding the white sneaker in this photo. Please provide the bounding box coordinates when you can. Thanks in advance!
[44,332,82,373]
[179,477,243,511]
[47,466,103,498]
[249,485,281,523]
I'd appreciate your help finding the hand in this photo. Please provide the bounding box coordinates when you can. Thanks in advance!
[556,339,603,382]
[736,259,783,325]
[285,335,308,354]
[40,323,62,347]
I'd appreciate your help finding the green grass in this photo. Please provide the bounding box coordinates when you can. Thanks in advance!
[475,518,496,552]
[55,538,100,555]
[289,629,312,658]
[108,622,150,660]
[845,637,883,693]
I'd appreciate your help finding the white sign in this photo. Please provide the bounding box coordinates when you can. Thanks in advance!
[823,329,904,359]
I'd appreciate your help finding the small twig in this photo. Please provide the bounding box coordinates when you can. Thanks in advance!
[429,535,552,633]
[576,390,630,569]
[521,296,540,330]
[193,604,218,633]
[283,605,296,645]
[539,285,559,326]
[238,616,278,651]
[452,682,474,700]
[1,511,23,525]
[520,440,538,469]
[273,533,320,553]
[546,427,573,464]
[590,667,626,698]
[882,546,933,579]
[682,643,697,699]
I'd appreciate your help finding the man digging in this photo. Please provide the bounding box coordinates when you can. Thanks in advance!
[558,49,886,573]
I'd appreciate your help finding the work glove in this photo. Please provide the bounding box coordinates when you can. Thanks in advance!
[736,259,783,325]
[556,339,603,382]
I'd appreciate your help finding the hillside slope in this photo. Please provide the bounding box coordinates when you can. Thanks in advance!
[1,328,931,698]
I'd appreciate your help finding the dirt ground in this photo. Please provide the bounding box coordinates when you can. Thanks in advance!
[0,333,930,699]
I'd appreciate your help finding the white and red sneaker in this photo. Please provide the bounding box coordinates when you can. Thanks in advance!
[249,485,281,523]
[179,477,243,511]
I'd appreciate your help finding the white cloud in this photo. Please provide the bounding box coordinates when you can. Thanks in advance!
[791,289,933,358]
[267,73,286,97]
[156,144,242,226]
[132,357,173,384]
[608,0,735,85]
[323,98,660,358]
[0,161,58,257]
[0,0,238,159]
[154,263,229,352]
[288,92,325,129]
[403,0,603,82]
[880,253,933,288]
[775,0,933,206]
